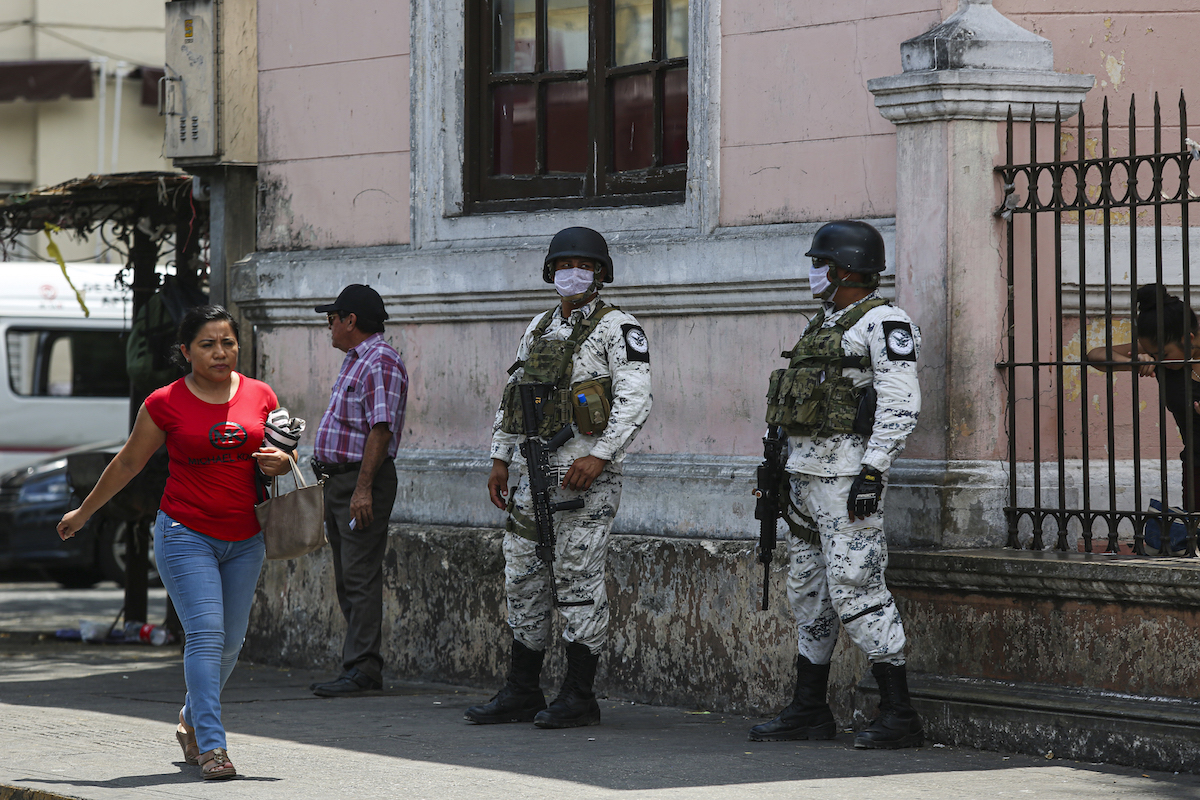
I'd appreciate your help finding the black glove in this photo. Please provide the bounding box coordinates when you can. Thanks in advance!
[847,466,884,521]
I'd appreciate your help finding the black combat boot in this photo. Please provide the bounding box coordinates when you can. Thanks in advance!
[464,640,547,724]
[533,642,601,729]
[748,655,836,741]
[853,661,924,749]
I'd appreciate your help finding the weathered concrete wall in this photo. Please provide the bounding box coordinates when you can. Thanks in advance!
[890,549,1200,698]
[245,524,870,723]
[876,548,1200,770]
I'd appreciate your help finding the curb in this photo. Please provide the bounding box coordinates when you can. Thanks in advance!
[0,786,82,800]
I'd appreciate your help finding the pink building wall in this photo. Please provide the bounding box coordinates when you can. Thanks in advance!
[251,2,1200,250]
[718,1,939,226]
[250,1,1200,466]
[256,0,412,250]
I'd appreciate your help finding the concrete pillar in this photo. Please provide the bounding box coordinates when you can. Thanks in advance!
[867,0,1093,547]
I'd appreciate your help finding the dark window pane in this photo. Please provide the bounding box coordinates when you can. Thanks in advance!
[6,329,127,397]
[546,81,589,173]
[70,330,128,397]
[612,73,654,171]
[494,0,536,73]
[614,0,652,66]
[663,67,688,166]
[665,0,688,59]
[547,0,588,71]
[493,83,537,175]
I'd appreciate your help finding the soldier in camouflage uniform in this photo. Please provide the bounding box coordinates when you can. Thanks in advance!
[751,220,924,749]
[465,227,653,729]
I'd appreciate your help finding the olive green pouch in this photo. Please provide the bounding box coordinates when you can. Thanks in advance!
[570,378,612,436]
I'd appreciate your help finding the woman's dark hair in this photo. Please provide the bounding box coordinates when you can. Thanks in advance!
[1136,283,1199,348]
[171,305,240,369]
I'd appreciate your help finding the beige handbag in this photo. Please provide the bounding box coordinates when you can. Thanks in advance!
[255,452,327,560]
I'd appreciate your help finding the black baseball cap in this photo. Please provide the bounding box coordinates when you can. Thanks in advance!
[314,284,389,323]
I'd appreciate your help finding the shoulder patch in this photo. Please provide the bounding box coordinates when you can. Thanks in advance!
[621,323,650,363]
[882,321,917,362]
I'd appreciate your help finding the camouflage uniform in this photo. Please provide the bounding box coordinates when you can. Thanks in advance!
[783,290,921,666]
[491,295,652,653]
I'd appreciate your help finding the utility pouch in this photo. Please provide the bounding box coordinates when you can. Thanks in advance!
[765,366,823,432]
[499,381,524,434]
[570,377,613,436]
[853,386,877,436]
[523,342,575,385]
[542,387,574,439]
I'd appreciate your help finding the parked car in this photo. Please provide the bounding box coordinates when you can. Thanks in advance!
[0,441,161,589]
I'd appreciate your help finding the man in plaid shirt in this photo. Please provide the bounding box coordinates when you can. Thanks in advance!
[309,284,408,697]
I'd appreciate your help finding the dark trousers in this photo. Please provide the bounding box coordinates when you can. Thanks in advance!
[322,459,398,683]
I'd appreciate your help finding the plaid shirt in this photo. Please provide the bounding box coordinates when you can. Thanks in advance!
[314,333,408,463]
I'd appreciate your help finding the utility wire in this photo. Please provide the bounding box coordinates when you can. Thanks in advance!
[31,26,155,67]
[0,19,164,33]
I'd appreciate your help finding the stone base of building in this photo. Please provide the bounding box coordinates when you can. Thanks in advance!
[245,526,1200,771]
[883,549,1200,771]
[244,523,868,720]
[854,672,1200,773]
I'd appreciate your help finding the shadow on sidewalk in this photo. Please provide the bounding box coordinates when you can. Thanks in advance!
[1,638,1197,796]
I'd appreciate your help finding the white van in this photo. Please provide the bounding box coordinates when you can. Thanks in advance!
[0,262,132,474]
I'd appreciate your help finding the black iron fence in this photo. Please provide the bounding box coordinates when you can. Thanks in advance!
[996,93,1200,556]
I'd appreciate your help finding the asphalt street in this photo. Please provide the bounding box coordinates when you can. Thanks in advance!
[0,580,1197,800]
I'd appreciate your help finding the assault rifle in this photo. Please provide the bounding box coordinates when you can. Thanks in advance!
[518,384,586,571]
[752,425,788,611]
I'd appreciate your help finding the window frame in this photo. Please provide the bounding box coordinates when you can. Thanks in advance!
[5,327,130,399]
[464,0,688,212]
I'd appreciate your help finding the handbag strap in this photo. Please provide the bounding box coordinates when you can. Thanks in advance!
[266,452,308,498]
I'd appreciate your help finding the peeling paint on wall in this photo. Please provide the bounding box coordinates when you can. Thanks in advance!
[1099,49,1125,89]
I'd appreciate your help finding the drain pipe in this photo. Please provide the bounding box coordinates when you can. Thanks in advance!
[111,61,127,172]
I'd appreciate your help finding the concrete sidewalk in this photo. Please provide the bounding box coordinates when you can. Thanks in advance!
[1,636,1198,800]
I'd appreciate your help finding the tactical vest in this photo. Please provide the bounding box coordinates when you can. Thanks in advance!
[765,297,889,437]
[499,302,619,438]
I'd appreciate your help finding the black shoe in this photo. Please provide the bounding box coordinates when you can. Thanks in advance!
[465,640,547,724]
[309,672,348,691]
[312,667,382,697]
[748,655,836,742]
[533,642,601,729]
[854,662,924,749]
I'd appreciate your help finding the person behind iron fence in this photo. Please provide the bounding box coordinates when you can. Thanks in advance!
[308,284,408,697]
[751,220,925,750]
[1086,283,1200,550]
[466,226,652,729]
[56,305,293,780]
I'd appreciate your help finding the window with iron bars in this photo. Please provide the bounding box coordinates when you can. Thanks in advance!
[464,0,689,212]
[996,93,1200,557]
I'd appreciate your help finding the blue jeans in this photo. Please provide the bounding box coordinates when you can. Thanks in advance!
[154,510,265,753]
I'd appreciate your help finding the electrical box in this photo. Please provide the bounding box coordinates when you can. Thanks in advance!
[163,0,216,159]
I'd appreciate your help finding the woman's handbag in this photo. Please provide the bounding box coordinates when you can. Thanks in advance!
[256,452,327,560]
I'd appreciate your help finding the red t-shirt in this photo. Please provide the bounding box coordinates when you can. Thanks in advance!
[144,375,278,541]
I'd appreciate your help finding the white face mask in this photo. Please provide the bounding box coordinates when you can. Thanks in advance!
[554,267,598,299]
[808,264,832,298]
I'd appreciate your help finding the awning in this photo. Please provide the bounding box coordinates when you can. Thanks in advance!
[0,60,93,103]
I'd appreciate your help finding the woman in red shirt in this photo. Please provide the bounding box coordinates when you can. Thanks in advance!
[57,305,291,781]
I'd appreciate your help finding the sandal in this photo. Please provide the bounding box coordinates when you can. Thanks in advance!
[175,712,199,765]
[198,748,237,780]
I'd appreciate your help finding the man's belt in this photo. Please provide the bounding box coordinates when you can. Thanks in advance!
[310,456,394,478]
[310,457,362,477]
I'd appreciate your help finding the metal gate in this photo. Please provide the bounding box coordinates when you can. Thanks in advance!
[996,94,1200,556]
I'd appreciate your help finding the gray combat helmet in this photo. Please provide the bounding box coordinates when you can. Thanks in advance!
[542,227,614,284]
[805,220,886,274]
